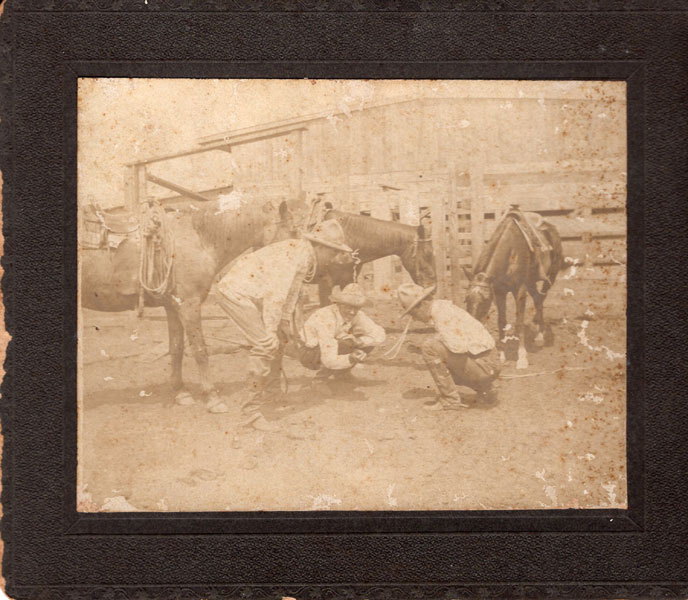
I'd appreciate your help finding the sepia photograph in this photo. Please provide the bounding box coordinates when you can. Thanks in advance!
[76,79,627,513]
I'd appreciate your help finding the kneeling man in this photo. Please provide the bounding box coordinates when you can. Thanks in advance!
[397,283,499,410]
[299,283,386,379]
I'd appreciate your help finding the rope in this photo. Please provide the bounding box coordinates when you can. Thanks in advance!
[138,201,175,300]
[499,365,593,379]
[381,316,412,360]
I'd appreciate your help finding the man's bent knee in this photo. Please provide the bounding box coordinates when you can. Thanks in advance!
[421,337,447,362]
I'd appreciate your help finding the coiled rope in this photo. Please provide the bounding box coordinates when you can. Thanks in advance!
[138,200,175,303]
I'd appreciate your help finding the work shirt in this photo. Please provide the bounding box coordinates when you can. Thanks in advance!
[217,238,316,336]
[303,304,386,370]
[430,299,496,356]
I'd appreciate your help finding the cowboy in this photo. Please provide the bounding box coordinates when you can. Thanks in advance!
[397,283,499,410]
[215,220,354,429]
[297,283,386,381]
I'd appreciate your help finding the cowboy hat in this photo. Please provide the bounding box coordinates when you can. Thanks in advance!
[302,220,352,253]
[329,283,371,308]
[398,282,436,316]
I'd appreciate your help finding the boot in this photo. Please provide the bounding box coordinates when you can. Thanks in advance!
[241,374,268,415]
[424,358,469,410]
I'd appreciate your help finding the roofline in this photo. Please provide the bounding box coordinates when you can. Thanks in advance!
[197,95,605,146]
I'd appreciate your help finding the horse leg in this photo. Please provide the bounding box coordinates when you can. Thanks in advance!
[527,282,547,347]
[494,287,508,364]
[177,297,227,413]
[515,285,529,369]
[165,304,193,405]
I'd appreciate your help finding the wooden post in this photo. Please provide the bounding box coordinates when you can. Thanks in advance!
[469,155,486,267]
[427,189,447,299]
[124,165,138,212]
[371,191,394,296]
[295,128,303,197]
[447,168,464,304]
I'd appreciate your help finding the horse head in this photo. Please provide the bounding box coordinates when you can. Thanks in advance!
[464,268,493,322]
[400,211,436,287]
[262,200,297,246]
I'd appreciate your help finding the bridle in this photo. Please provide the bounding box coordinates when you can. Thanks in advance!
[468,272,493,301]
[405,234,433,284]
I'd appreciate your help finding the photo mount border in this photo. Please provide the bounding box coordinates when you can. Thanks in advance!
[62,60,644,537]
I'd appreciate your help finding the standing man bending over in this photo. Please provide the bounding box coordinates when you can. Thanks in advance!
[397,283,499,411]
[298,283,386,381]
[216,220,353,428]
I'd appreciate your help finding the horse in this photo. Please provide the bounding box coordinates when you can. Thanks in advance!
[80,198,296,406]
[314,208,437,304]
[463,210,563,369]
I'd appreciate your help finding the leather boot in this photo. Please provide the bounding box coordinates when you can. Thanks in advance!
[424,358,468,410]
[241,373,268,415]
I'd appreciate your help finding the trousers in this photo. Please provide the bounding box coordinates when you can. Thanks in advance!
[421,335,498,399]
[216,289,282,379]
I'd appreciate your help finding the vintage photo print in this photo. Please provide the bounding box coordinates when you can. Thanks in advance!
[77,79,627,512]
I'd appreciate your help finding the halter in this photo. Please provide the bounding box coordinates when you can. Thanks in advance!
[406,234,433,283]
[468,272,493,301]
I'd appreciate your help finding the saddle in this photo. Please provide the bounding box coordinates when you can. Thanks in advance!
[510,208,553,284]
[82,204,140,250]
[480,206,553,284]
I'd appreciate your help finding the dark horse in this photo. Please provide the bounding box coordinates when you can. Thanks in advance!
[81,198,296,407]
[315,208,437,303]
[464,210,563,369]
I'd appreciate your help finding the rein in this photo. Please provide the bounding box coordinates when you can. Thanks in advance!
[408,235,433,283]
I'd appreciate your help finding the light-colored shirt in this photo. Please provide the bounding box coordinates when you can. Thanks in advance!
[217,238,316,335]
[303,304,386,370]
[430,299,496,355]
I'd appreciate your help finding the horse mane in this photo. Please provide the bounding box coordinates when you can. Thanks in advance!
[325,209,417,252]
[191,198,266,251]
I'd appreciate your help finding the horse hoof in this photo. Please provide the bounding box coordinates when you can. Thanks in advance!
[175,391,195,406]
[534,333,545,347]
[499,351,506,364]
[208,402,229,414]
[250,415,281,433]
[516,357,529,370]
[206,393,229,414]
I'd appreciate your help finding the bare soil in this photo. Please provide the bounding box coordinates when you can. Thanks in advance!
[79,268,627,512]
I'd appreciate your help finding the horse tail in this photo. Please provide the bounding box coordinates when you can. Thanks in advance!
[540,221,564,283]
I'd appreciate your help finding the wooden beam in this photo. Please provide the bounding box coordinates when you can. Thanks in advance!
[125,143,232,167]
[145,173,214,203]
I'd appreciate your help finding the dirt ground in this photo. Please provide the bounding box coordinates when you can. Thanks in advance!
[78,266,627,512]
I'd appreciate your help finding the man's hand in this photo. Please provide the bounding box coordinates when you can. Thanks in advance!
[350,348,368,363]
[277,319,292,344]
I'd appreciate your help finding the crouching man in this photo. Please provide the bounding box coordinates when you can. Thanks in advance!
[397,283,499,410]
[298,283,386,381]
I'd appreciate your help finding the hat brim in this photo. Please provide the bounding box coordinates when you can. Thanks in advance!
[302,232,353,253]
[401,284,436,316]
[329,292,371,308]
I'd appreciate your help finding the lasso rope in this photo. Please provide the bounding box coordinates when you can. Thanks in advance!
[381,316,412,360]
[139,201,175,299]
[499,365,593,379]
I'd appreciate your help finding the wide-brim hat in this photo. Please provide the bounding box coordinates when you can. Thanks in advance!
[398,282,436,316]
[329,283,371,308]
[302,219,353,253]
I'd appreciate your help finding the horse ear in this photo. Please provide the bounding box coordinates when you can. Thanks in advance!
[278,200,289,219]
[462,265,473,280]
[324,201,334,210]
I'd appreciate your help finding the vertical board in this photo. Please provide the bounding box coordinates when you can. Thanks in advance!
[370,193,394,294]
[468,155,486,265]
[446,167,467,304]
[421,188,448,299]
